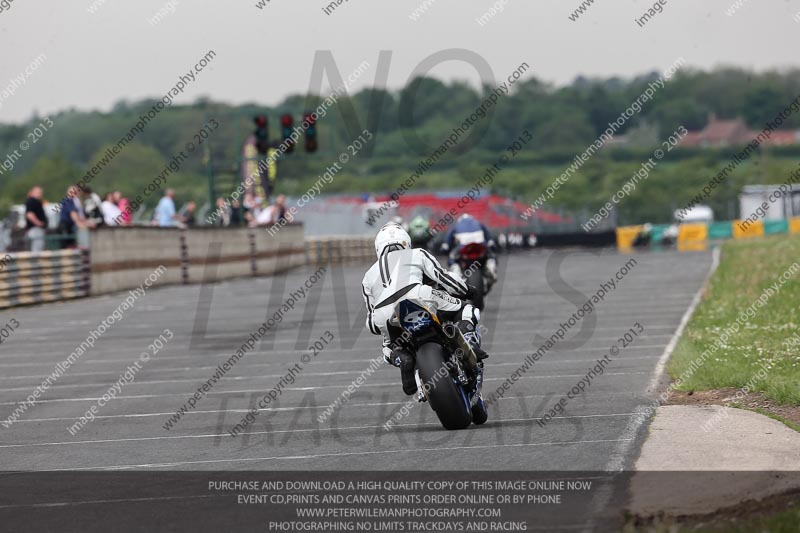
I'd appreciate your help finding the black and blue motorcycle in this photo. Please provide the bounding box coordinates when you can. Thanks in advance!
[395,298,488,430]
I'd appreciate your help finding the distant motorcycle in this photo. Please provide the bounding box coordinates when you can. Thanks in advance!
[406,215,433,250]
[455,241,491,310]
[394,297,488,430]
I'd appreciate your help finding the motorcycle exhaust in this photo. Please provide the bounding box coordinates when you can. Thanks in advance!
[442,323,478,371]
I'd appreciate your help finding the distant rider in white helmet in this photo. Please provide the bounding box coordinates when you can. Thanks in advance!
[362,222,489,395]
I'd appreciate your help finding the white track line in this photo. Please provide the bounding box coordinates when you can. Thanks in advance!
[1,390,639,411]
[0,413,636,449]
[0,371,651,395]
[0,341,673,368]
[0,494,216,510]
[585,247,721,528]
[18,438,636,471]
[12,392,643,423]
[0,355,662,382]
[610,246,719,472]
[0,372,647,405]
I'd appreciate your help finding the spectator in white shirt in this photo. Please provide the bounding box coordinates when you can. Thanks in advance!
[101,192,123,226]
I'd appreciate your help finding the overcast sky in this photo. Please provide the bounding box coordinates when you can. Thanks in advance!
[1,0,799,124]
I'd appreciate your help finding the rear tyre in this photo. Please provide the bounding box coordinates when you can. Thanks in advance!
[416,343,472,430]
[467,267,485,310]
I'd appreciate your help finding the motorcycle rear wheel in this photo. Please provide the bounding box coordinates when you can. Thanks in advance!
[416,343,473,430]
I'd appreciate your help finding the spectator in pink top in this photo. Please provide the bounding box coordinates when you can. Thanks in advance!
[114,191,132,225]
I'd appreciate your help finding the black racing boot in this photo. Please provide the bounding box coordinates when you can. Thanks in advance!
[457,320,489,361]
[397,349,417,395]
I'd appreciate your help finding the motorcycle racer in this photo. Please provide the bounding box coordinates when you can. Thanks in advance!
[440,214,498,284]
[362,222,489,395]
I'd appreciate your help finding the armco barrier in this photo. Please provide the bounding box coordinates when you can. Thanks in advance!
[0,249,90,309]
[0,225,377,308]
[707,222,733,240]
[732,219,765,239]
[618,217,800,251]
[677,223,708,252]
[90,225,307,295]
[764,219,790,235]
[535,230,617,248]
[306,236,374,264]
[616,225,644,250]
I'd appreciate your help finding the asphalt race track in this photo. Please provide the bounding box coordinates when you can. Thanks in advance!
[0,248,714,530]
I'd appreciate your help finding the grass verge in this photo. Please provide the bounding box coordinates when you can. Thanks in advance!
[668,235,800,405]
[626,492,800,532]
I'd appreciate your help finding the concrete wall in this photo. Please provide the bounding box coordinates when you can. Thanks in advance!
[90,224,306,295]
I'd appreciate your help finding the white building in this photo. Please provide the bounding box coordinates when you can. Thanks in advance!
[739,185,800,222]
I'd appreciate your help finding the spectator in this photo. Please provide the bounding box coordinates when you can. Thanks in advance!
[58,185,95,248]
[154,189,180,227]
[179,201,197,227]
[83,187,105,227]
[249,197,266,227]
[101,192,122,226]
[254,195,286,226]
[273,194,287,223]
[214,197,231,226]
[243,193,256,216]
[243,195,259,227]
[230,199,243,226]
[24,186,48,253]
[114,191,132,225]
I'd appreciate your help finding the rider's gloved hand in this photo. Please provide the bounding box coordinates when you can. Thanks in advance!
[464,285,478,301]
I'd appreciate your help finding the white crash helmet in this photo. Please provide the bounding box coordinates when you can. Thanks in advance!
[374,222,410,258]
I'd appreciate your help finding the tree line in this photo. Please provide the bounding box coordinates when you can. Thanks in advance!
[2,66,800,225]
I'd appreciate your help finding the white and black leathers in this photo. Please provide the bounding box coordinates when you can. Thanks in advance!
[361,247,475,339]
